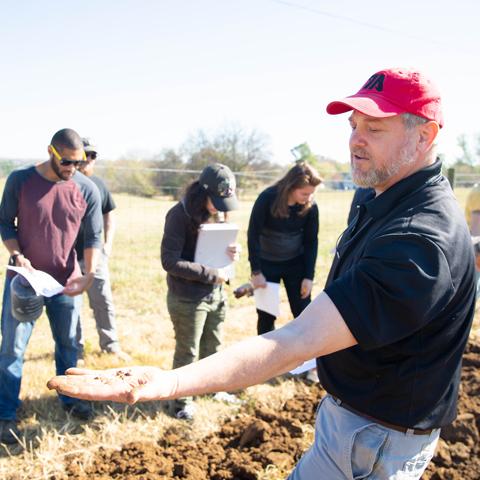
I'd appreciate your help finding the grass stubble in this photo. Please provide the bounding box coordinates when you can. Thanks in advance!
[0,188,476,479]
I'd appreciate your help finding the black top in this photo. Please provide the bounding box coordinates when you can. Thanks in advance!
[161,201,222,300]
[319,161,476,429]
[347,187,375,225]
[247,186,319,279]
[76,175,116,261]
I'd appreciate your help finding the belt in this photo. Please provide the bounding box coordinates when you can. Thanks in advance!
[330,396,435,436]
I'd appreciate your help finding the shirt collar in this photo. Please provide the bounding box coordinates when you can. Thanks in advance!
[363,160,443,220]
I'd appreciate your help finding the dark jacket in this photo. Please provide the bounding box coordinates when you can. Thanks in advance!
[161,201,222,300]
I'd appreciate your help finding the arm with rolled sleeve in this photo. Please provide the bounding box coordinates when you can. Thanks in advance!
[161,206,220,284]
[64,181,102,296]
[0,171,32,268]
[82,184,103,275]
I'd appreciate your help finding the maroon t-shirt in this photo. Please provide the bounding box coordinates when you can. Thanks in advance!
[0,166,102,285]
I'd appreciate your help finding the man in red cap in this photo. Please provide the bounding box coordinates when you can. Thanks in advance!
[48,68,475,479]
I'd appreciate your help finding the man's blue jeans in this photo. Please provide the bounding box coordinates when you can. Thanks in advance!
[0,276,82,420]
[288,395,440,480]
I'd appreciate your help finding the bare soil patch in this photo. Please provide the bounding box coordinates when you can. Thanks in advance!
[56,341,480,480]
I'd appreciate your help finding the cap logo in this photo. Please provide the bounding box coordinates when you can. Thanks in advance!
[362,73,385,92]
[217,179,234,197]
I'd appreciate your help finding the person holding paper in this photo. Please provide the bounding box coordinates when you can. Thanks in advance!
[160,163,240,420]
[247,162,321,335]
[0,128,102,444]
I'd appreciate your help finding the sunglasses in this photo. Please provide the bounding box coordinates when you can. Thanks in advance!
[50,145,87,167]
[86,152,97,160]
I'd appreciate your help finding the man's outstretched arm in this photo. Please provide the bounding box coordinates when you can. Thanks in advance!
[48,291,357,403]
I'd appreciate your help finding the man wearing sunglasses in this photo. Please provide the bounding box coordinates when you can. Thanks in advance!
[75,138,130,362]
[0,128,102,443]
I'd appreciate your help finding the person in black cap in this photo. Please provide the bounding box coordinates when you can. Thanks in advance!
[247,162,322,335]
[160,163,241,420]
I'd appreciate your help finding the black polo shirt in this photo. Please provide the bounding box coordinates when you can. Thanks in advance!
[319,161,475,429]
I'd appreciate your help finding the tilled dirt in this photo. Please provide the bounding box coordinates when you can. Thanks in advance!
[423,341,480,480]
[59,341,480,480]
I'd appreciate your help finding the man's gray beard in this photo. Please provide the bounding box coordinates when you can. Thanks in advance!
[351,137,417,189]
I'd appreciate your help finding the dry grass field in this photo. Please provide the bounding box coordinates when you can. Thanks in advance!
[0,185,476,479]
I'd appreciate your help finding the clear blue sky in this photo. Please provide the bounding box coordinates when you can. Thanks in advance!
[1,0,479,165]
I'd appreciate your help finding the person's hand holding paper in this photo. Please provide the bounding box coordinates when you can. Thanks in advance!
[254,281,280,318]
[7,266,64,297]
[226,243,241,262]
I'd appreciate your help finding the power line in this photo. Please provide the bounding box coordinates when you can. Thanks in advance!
[271,0,477,57]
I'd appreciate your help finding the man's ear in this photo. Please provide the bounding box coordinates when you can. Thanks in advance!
[417,121,440,153]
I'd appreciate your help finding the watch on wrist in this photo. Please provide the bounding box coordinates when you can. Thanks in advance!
[9,253,22,266]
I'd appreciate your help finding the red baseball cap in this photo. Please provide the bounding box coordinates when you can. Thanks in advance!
[326,67,443,128]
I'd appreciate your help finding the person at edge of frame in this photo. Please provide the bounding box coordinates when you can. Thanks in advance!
[160,163,241,421]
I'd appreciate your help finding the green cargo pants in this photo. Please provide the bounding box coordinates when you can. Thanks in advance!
[167,286,226,415]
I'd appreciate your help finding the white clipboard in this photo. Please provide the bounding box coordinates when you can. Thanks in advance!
[194,223,239,269]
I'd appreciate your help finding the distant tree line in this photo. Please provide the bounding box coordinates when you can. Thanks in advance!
[97,125,348,198]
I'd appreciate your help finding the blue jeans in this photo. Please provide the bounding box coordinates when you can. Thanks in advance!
[288,395,440,480]
[0,276,83,420]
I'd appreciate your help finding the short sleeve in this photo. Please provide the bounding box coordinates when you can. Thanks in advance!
[325,233,454,350]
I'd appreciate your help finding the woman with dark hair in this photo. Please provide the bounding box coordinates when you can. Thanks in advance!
[248,162,321,335]
[161,163,240,420]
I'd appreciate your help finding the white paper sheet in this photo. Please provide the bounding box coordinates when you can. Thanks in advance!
[7,266,64,297]
[194,223,239,268]
[254,281,280,317]
[289,358,317,375]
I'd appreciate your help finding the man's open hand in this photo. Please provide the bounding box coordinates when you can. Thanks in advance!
[63,273,95,296]
[47,366,176,404]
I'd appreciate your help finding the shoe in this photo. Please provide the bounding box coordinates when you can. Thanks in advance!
[63,402,94,421]
[0,419,21,445]
[105,350,132,362]
[174,403,196,421]
[212,392,242,404]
